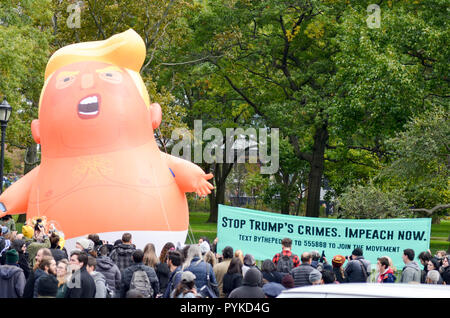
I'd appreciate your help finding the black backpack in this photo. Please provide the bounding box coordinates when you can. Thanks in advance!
[277,254,295,273]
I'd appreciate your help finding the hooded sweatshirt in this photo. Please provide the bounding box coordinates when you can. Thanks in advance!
[96,256,121,294]
[400,261,422,284]
[228,268,265,298]
[109,243,136,272]
[0,265,26,298]
[91,271,107,298]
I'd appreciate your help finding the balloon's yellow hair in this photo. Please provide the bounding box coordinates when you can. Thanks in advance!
[41,29,150,109]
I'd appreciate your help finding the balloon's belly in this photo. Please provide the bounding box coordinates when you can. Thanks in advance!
[27,179,189,239]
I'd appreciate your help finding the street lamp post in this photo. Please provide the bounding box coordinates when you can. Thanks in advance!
[0,98,12,194]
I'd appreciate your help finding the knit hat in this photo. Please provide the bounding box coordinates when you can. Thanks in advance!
[6,249,19,265]
[281,274,295,289]
[309,269,322,284]
[352,248,363,257]
[21,225,34,239]
[242,268,262,287]
[332,255,346,267]
[199,241,210,255]
[77,238,94,252]
[181,271,196,283]
[37,275,58,297]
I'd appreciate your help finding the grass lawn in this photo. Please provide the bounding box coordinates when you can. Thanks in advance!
[188,211,450,255]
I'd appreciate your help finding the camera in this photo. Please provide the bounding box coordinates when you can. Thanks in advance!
[319,250,326,263]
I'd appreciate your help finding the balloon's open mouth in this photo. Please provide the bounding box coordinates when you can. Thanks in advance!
[78,95,100,119]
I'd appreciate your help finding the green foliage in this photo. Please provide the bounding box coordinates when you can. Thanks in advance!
[379,107,449,210]
[0,1,53,150]
[336,182,411,219]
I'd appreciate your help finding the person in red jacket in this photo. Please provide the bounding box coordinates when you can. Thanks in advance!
[376,257,396,283]
[272,238,300,273]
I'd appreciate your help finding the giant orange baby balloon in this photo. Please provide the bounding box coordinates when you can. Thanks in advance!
[0,29,214,253]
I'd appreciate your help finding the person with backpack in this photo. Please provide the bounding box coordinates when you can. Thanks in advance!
[119,249,159,298]
[272,238,300,274]
[344,248,371,283]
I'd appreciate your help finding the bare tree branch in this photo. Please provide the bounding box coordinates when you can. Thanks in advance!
[410,204,450,216]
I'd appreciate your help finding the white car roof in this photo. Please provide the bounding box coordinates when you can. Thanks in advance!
[277,283,450,298]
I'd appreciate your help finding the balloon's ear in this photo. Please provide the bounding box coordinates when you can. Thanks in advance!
[150,103,162,130]
[31,120,40,144]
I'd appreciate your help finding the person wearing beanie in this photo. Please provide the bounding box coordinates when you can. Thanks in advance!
[228,268,265,298]
[21,225,34,240]
[281,273,295,289]
[76,238,95,253]
[0,249,26,297]
[309,269,323,285]
[6,248,19,265]
[344,248,371,283]
[11,239,30,279]
[37,274,59,298]
[332,255,347,283]
[199,240,210,255]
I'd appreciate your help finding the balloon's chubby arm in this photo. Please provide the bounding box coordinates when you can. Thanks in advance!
[0,166,39,218]
[161,152,214,196]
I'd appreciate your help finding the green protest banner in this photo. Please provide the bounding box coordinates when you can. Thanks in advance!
[216,205,431,269]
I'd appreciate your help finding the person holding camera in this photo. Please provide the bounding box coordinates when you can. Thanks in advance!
[344,248,371,283]
[26,221,51,269]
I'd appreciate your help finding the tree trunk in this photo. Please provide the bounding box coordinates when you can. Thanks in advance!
[280,174,291,215]
[17,145,40,224]
[305,125,328,218]
[207,163,233,223]
[24,144,39,174]
[447,232,450,254]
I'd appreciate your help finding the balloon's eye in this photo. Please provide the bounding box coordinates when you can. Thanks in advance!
[56,74,77,89]
[99,70,122,84]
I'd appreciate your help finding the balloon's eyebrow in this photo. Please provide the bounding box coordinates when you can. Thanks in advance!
[56,71,80,80]
[96,66,123,73]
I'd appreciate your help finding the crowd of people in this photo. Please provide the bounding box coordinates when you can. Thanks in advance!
[0,220,449,298]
